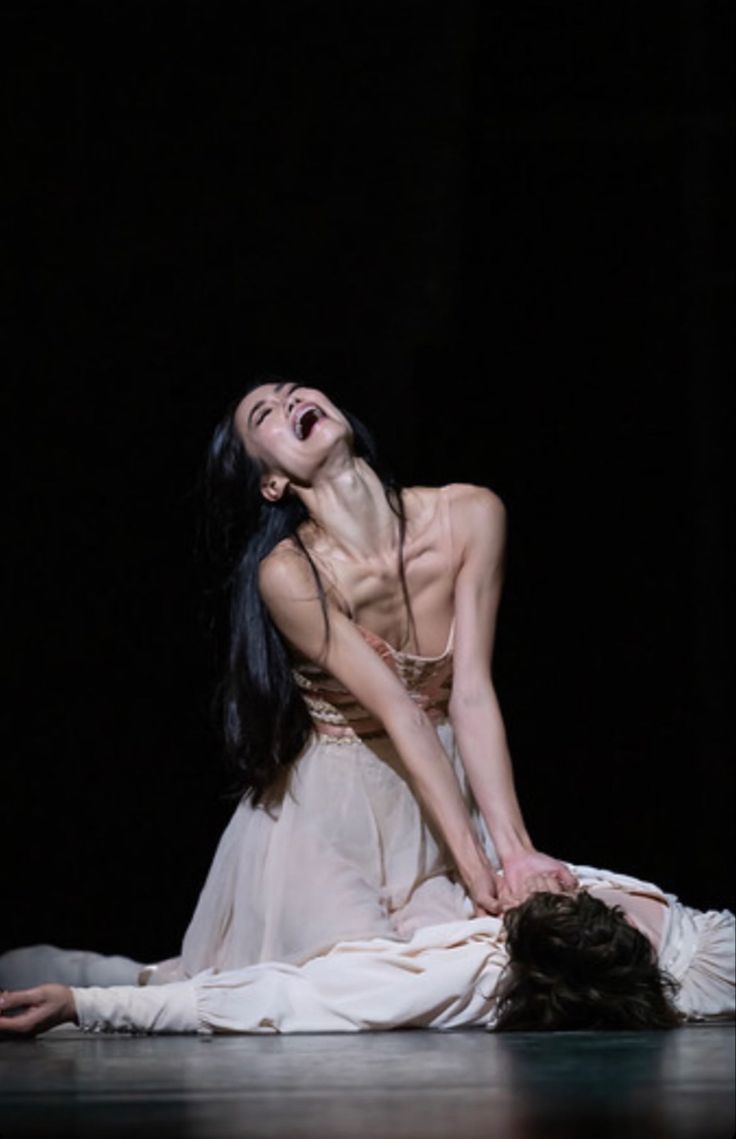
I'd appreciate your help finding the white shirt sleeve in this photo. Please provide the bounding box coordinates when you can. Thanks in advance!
[569,863,735,1021]
[72,980,200,1034]
[71,918,507,1035]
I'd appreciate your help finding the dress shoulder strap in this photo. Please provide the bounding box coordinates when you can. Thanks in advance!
[437,484,455,566]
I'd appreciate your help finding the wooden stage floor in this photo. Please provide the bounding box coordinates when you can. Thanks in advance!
[1,1023,733,1138]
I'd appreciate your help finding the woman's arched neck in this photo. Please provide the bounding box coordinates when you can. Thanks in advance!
[292,457,401,563]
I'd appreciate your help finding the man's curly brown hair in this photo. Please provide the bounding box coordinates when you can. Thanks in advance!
[494,890,682,1031]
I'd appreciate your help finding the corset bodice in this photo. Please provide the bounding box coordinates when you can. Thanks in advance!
[292,622,454,742]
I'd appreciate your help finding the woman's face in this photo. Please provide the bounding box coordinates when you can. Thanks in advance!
[234,382,352,494]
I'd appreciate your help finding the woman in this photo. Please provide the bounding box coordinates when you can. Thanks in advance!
[2,378,732,1033]
[3,377,568,978]
[156,375,576,978]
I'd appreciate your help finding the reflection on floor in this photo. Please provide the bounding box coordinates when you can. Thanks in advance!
[0,1023,733,1138]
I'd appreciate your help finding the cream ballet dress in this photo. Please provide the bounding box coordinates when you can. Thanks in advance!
[158,612,486,979]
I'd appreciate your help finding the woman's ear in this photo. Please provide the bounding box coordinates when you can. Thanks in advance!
[260,473,289,502]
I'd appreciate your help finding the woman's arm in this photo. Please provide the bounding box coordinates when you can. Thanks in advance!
[258,548,500,914]
[447,485,576,903]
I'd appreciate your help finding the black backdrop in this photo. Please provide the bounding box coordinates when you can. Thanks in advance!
[5,2,732,964]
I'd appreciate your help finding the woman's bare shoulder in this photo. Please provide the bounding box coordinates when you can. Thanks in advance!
[403,484,505,555]
[405,481,502,510]
[258,536,348,616]
[442,483,505,526]
[258,537,314,599]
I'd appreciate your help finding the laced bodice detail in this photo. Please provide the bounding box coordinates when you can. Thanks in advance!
[293,623,454,743]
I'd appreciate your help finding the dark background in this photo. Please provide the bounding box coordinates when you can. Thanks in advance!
[4,1,732,964]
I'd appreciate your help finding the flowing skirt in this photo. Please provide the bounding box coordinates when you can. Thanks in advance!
[172,721,490,977]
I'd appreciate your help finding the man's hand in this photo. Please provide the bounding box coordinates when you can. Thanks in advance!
[498,850,577,910]
[0,985,77,1037]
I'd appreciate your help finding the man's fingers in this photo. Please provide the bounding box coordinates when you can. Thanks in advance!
[0,1008,41,1034]
[0,989,44,1035]
[0,989,39,1013]
[0,1012,32,1033]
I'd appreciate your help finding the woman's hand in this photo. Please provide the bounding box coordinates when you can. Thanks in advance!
[0,985,77,1037]
[466,865,504,917]
[498,850,577,910]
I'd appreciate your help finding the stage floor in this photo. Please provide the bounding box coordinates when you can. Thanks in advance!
[1,1023,733,1139]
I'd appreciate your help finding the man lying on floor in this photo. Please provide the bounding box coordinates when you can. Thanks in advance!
[1,865,733,1036]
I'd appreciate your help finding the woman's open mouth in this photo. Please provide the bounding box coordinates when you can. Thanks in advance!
[291,404,324,441]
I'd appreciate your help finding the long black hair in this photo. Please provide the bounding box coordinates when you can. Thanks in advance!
[204,377,413,807]
[494,891,682,1031]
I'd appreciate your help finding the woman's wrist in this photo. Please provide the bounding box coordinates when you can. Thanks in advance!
[453,833,495,886]
[496,831,535,865]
